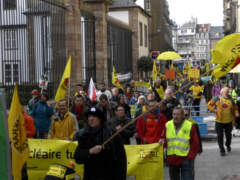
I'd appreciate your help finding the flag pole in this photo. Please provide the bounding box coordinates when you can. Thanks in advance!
[68,75,71,111]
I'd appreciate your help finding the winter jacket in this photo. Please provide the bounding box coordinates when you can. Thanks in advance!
[207,97,238,125]
[74,126,127,180]
[31,101,54,133]
[23,113,36,138]
[71,104,88,129]
[50,112,77,140]
[136,111,167,144]
[212,85,222,97]
[108,116,135,144]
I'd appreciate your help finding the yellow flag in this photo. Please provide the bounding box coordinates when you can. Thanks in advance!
[152,60,157,83]
[112,66,123,89]
[205,62,210,73]
[183,63,187,74]
[158,64,161,74]
[55,56,71,102]
[212,56,240,78]
[8,84,29,180]
[211,33,240,65]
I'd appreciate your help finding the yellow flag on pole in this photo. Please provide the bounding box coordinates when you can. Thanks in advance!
[152,60,157,83]
[8,84,29,180]
[55,56,71,102]
[205,62,210,73]
[183,63,187,74]
[212,57,240,78]
[211,33,240,65]
[112,66,123,90]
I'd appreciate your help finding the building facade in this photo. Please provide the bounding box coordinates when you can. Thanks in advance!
[144,0,173,52]
[223,0,240,34]
[194,24,211,65]
[174,18,197,63]
[209,26,224,50]
[109,0,151,79]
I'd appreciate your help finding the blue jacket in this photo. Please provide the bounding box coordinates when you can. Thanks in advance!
[31,101,54,133]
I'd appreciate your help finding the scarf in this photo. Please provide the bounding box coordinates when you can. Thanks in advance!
[74,104,84,120]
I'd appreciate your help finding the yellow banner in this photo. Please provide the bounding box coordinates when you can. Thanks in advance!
[188,69,200,79]
[27,139,163,180]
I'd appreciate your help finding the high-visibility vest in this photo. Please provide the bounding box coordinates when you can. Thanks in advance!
[166,120,192,157]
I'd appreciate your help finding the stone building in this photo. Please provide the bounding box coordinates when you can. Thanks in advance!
[209,26,224,50]
[144,0,173,52]
[194,24,211,65]
[223,0,240,34]
[108,0,151,80]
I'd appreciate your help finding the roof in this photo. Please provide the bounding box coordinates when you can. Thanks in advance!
[196,24,211,33]
[110,0,137,8]
[209,26,224,39]
[109,0,151,17]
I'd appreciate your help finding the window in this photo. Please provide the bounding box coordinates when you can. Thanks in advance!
[144,25,148,47]
[145,0,151,11]
[4,62,19,84]
[4,30,17,50]
[3,0,16,10]
[139,22,143,46]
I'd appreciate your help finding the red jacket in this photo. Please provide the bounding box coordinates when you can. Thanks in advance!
[23,113,36,138]
[136,112,167,144]
[161,122,199,166]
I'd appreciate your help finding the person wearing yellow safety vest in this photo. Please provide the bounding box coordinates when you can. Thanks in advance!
[159,107,199,180]
[207,87,239,156]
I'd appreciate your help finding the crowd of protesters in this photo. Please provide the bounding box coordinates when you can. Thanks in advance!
[21,75,240,180]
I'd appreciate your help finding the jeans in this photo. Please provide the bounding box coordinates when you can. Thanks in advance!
[169,160,195,180]
[215,122,233,153]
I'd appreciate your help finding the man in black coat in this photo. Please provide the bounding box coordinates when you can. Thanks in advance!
[108,105,135,144]
[74,107,127,180]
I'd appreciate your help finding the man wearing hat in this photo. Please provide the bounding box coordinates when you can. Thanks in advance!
[74,107,127,180]
[27,89,40,114]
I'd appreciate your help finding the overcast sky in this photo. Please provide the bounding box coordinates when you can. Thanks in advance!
[136,0,223,26]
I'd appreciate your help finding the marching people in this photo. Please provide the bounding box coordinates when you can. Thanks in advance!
[96,94,115,122]
[160,107,200,180]
[74,107,127,180]
[118,94,131,118]
[203,80,213,103]
[31,92,54,139]
[164,88,181,121]
[108,105,135,144]
[71,95,88,129]
[23,107,36,138]
[96,82,112,101]
[134,95,146,118]
[27,89,40,114]
[207,87,239,156]
[189,80,203,116]
[136,100,167,144]
[212,79,222,98]
[50,99,78,140]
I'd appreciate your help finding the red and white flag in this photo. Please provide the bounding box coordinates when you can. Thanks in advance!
[88,78,97,102]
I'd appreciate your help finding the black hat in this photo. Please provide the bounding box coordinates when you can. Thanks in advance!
[87,107,105,122]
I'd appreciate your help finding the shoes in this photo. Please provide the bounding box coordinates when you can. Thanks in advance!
[220,152,226,156]
[227,146,231,152]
